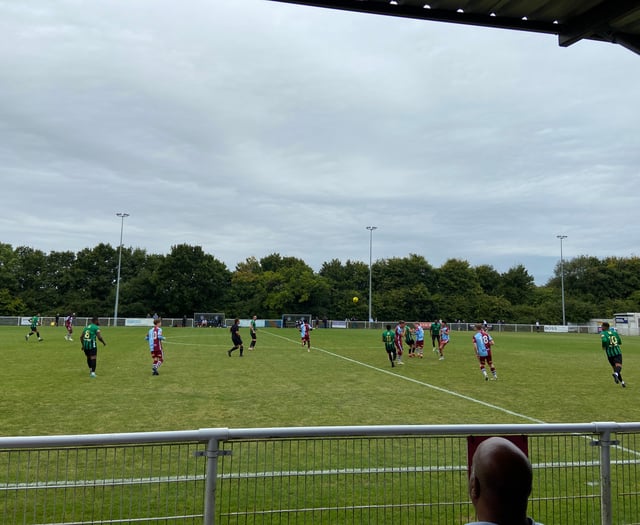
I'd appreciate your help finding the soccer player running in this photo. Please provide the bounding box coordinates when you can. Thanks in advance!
[473,324,497,381]
[394,321,405,365]
[146,318,165,375]
[601,322,626,387]
[300,318,311,352]
[64,312,76,341]
[249,315,258,350]
[81,317,106,378]
[382,324,396,367]
[430,319,441,354]
[227,318,244,357]
[438,321,450,360]
[25,313,43,342]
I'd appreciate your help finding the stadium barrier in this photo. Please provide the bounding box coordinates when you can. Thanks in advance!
[0,316,606,333]
[1,422,639,525]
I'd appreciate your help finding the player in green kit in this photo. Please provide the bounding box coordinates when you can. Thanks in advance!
[249,315,258,350]
[382,324,396,368]
[405,323,416,357]
[430,319,441,354]
[25,314,43,342]
[81,317,107,378]
[601,322,625,387]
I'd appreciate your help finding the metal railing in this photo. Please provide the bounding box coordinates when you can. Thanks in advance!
[1,422,640,524]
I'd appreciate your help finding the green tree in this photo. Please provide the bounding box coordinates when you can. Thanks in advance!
[118,250,164,317]
[498,265,535,305]
[0,288,27,315]
[153,244,231,317]
[12,246,48,312]
[0,243,19,294]
[475,264,501,296]
[74,243,118,315]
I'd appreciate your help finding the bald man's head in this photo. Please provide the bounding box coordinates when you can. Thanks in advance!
[469,437,533,524]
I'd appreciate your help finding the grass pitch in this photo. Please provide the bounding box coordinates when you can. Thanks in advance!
[2,325,639,437]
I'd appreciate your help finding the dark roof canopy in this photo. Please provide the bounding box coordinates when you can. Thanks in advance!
[268,0,640,55]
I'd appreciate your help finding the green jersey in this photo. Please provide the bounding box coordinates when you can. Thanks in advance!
[382,329,395,351]
[404,325,415,344]
[430,321,441,336]
[81,323,101,351]
[30,316,39,330]
[250,319,257,333]
[601,328,622,357]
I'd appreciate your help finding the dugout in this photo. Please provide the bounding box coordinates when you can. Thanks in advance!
[613,313,640,336]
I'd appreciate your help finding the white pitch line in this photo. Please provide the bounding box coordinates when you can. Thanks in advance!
[266,331,545,424]
[266,332,640,457]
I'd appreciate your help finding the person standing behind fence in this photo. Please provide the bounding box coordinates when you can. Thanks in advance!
[25,313,43,342]
[601,322,626,388]
[64,312,75,341]
[473,324,497,381]
[466,436,543,525]
[146,318,165,375]
[249,315,258,350]
[227,318,244,357]
[81,317,106,378]
[382,324,396,367]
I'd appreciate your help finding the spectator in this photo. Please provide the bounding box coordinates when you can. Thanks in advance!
[466,436,543,525]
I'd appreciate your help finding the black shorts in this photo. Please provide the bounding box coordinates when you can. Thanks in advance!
[608,354,622,367]
[232,335,243,346]
[83,346,97,356]
[251,332,257,341]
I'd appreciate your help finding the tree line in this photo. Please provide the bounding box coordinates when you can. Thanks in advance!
[1,242,638,323]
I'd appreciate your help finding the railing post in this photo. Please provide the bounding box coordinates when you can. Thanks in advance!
[201,437,228,525]
[595,428,616,525]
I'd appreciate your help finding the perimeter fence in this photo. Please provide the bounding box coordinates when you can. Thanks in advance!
[1,316,603,334]
[1,422,640,525]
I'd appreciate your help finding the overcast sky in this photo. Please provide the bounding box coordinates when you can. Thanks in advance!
[1,1,638,284]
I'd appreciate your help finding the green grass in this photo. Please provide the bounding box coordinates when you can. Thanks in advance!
[3,326,640,524]
[2,325,639,436]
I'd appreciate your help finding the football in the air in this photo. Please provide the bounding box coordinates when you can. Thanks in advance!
[50,321,55,326]
[352,296,359,304]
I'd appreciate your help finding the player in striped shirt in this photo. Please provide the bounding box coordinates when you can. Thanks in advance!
[64,313,75,341]
[300,319,311,351]
[601,322,625,387]
[382,325,396,367]
[438,321,450,360]
[394,321,406,365]
[146,318,165,375]
[473,324,497,381]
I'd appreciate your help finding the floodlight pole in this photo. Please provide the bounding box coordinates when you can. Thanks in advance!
[557,235,567,326]
[114,213,130,327]
[366,226,377,328]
